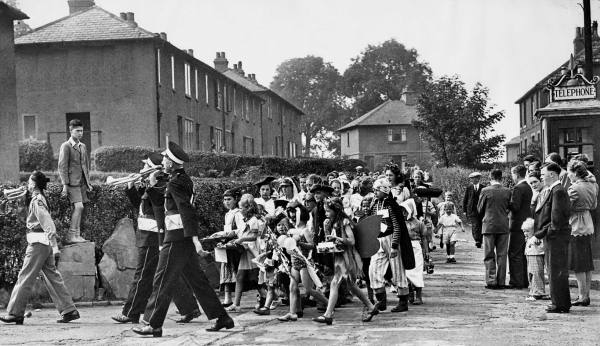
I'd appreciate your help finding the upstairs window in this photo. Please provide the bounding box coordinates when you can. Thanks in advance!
[171,55,175,90]
[194,68,198,99]
[184,63,191,96]
[387,128,407,142]
[205,74,209,104]
[157,49,161,85]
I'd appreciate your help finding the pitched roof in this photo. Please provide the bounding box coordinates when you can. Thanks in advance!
[15,6,155,44]
[504,135,521,146]
[0,1,29,20]
[515,39,600,103]
[337,99,417,131]
[223,69,304,115]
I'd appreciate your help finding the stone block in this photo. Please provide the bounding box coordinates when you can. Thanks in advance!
[57,241,96,301]
[97,218,137,299]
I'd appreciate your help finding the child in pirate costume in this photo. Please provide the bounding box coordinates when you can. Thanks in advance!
[400,199,429,305]
[312,198,378,325]
[215,187,246,307]
[353,196,376,303]
[278,202,329,321]
[368,178,414,315]
[1,171,80,325]
[112,153,200,325]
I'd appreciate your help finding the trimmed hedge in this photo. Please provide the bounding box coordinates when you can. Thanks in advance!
[92,146,366,176]
[19,140,56,172]
[0,177,253,286]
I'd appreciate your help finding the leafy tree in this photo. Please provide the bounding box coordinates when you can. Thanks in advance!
[270,56,348,157]
[344,38,432,116]
[413,76,505,168]
[518,140,543,162]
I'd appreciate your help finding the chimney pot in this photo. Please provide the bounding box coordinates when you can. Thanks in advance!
[120,12,127,20]
[188,49,194,56]
[159,32,167,41]
[233,64,238,70]
[216,52,221,58]
[237,61,244,76]
[126,12,134,22]
[221,52,226,58]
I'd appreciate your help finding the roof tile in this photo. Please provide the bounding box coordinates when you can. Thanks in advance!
[338,100,417,131]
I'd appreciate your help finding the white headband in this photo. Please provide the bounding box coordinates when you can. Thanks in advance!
[162,147,184,164]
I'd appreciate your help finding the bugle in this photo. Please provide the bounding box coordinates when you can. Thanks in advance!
[106,166,163,186]
[3,187,27,200]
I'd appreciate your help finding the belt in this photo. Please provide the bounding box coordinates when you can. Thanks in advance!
[165,210,179,216]
[27,225,44,234]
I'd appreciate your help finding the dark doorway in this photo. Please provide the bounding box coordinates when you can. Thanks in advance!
[66,112,91,157]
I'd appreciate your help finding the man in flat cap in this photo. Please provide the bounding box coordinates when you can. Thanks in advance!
[463,172,485,248]
[133,142,234,337]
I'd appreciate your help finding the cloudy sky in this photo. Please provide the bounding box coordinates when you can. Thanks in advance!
[16,0,600,145]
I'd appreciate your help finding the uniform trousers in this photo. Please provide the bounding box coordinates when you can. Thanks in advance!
[8,243,76,317]
[483,233,509,286]
[545,235,571,309]
[469,216,483,244]
[508,230,528,287]
[369,234,409,296]
[122,246,199,319]
[144,239,226,328]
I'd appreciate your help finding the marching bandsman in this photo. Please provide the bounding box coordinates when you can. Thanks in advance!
[112,153,200,325]
[133,142,233,337]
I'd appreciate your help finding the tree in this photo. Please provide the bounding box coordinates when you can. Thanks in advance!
[413,76,505,168]
[270,56,348,157]
[518,140,543,162]
[343,38,432,117]
[5,0,33,37]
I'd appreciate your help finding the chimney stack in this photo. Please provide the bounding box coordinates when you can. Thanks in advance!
[213,52,229,72]
[159,32,167,41]
[187,49,194,56]
[126,12,137,27]
[67,0,95,15]
[119,12,127,20]
[401,86,415,106]
[233,64,238,71]
[574,27,585,55]
[237,61,245,76]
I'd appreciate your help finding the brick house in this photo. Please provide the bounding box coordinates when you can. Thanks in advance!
[14,1,302,158]
[504,135,521,162]
[338,88,434,172]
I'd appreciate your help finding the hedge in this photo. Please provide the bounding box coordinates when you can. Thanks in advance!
[92,145,366,176]
[19,140,56,172]
[0,177,254,286]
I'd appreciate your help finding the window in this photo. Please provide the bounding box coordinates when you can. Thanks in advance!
[215,79,221,109]
[233,88,237,116]
[268,97,272,119]
[387,128,407,142]
[225,130,233,153]
[196,124,201,150]
[524,139,528,151]
[177,116,183,145]
[530,96,534,124]
[275,136,280,156]
[171,55,175,90]
[288,141,297,158]
[23,114,36,139]
[184,63,191,96]
[245,96,250,121]
[183,119,194,151]
[224,85,229,112]
[213,127,223,151]
[347,132,350,147]
[243,137,255,155]
[282,106,286,126]
[205,74,209,104]
[194,69,198,100]
[271,144,275,156]
[537,131,541,142]
[280,102,283,124]
[157,49,161,85]
[519,103,523,128]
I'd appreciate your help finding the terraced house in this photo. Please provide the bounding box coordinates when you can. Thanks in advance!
[14,0,303,158]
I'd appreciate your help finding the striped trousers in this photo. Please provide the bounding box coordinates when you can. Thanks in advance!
[369,234,408,295]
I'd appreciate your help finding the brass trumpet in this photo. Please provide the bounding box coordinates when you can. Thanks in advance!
[3,186,27,200]
[106,166,163,186]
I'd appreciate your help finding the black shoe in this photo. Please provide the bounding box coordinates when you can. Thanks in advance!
[296,310,304,318]
[546,305,570,313]
[391,296,408,313]
[132,325,162,337]
[112,314,139,324]
[362,307,379,322]
[475,243,482,248]
[175,309,201,323]
[312,315,332,325]
[572,298,591,306]
[57,310,80,323]
[0,315,24,325]
[253,307,271,315]
[206,315,234,332]
[222,302,233,308]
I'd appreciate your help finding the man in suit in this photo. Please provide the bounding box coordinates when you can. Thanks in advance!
[545,152,570,190]
[534,162,572,313]
[463,172,485,248]
[58,119,92,245]
[133,142,234,337]
[507,165,533,289]
[477,169,512,289]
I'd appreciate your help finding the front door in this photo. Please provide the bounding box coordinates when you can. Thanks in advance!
[66,112,91,158]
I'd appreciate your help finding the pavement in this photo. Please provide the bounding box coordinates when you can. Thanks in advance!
[1,229,599,346]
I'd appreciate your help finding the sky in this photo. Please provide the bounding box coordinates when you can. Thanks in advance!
[14,0,600,147]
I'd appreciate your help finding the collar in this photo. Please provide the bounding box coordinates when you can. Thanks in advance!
[517,178,527,185]
[549,180,561,189]
[69,137,80,147]
[169,168,186,178]
[490,181,501,186]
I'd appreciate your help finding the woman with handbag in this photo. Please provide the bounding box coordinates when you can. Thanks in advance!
[311,197,377,325]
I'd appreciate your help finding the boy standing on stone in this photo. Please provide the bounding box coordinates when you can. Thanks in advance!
[58,119,92,244]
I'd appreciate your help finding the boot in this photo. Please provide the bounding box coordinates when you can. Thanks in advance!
[391,295,409,313]
[64,229,86,245]
[374,292,387,311]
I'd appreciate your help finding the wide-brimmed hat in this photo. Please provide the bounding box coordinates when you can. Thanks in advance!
[255,177,276,188]
[310,184,334,194]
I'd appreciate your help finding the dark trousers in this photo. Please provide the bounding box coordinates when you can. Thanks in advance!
[144,240,226,328]
[122,246,198,319]
[469,216,483,244]
[508,231,529,288]
[545,236,571,309]
[362,257,372,293]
